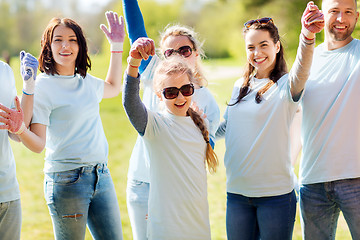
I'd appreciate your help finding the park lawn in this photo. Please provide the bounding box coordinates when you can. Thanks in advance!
[7,54,351,239]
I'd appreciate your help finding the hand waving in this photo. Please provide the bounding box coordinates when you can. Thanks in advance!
[0,97,26,135]
[100,11,125,52]
[20,51,38,95]
[301,1,325,39]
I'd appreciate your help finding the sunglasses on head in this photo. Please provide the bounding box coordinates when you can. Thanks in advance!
[163,45,193,58]
[162,83,194,99]
[244,17,273,29]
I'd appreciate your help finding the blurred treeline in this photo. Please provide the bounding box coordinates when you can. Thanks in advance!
[2,0,360,64]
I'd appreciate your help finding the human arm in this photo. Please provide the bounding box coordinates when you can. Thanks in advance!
[123,38,155,135]
[100,11,126,99]
[0,96,46,153]
[122,0,152,73]
[289,1,324,101]
[20,50,38,127]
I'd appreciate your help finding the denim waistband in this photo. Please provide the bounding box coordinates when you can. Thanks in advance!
[81,163,108,173]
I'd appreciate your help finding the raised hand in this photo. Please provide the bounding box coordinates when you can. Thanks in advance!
[128,37,155,68]
[20,50,38,95]
[301,1,325,39]
[100,11,125,52]
[0,97,26,135]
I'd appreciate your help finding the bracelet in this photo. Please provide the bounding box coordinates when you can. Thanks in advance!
[127,57,142,68]
[14,122,26,135]
[110,42,124,52]
[111,51,123,54]
[302,33,315,41]
[22,90,34,96]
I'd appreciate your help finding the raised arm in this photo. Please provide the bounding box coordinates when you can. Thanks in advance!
[289,1,324,101]
[123,38,155,135]
[100,11,125,99]
[122,0,152,73]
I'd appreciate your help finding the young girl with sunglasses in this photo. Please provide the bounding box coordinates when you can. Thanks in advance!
[17,12,125,239]
[122,0,220,239]
[123,38,218,240]
[216,2,324,239]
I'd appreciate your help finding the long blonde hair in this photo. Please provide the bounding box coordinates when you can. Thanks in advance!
[159,24,208,88]
[153,58,218,173]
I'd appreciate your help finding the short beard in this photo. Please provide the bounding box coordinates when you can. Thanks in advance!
[329,25,355,41]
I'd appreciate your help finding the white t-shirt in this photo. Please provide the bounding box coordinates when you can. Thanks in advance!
[127,55,220,183]
[32,73,108,173]
[143,110,211,240]
[0,61,20,202]
[223,75,298,197]
[300,39,360,184]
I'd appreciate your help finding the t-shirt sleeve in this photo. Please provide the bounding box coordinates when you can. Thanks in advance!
[32,83,52,126]
[87,74,104,102]
[142,110,163,140]
[6,64,17,108]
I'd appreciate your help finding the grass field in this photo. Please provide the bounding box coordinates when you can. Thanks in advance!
[6,54,352,239]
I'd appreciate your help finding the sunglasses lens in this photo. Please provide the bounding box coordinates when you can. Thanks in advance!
[258,17,272,24]
[179,84,194,96]
[163,87,179,99]
[244,20,255,28]
[164,49,174,58]
[244,17,272,28]
[178,46,192,58]
[162,84,194,99]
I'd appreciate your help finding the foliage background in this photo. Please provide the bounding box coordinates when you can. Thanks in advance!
[1,0,359,239]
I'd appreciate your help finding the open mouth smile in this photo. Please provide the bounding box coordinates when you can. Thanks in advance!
[254,57,266,64]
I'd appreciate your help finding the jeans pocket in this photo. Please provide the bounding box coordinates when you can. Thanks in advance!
[53,168,82,185]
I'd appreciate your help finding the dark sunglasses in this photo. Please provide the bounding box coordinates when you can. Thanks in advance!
[162,83,194,99]
[244,17,273,29]
[163,45,193,58]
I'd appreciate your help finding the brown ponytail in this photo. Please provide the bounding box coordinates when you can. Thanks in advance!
[187,108,218,174]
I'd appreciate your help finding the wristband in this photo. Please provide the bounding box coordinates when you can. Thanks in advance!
[127,57,142,68]
[301,28,315,41]
[14,122,26,135]
[110,42,123,52]
[22,90,34,96]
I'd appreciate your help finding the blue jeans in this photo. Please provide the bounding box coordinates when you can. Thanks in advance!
[44,163,123,240]
[300,177,360,240]
[126,179,149,240]
[0,199,21,240]
[226,190,296,240]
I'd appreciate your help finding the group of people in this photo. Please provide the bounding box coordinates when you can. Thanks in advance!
[0,0,359,239]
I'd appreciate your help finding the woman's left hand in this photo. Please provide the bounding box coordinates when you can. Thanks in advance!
[100,11,126,52]
[301,1,325,39]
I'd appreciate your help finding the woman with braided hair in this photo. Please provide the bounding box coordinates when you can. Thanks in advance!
[121,2,220,238]
[216,2,324,239]
[123,37,218,240]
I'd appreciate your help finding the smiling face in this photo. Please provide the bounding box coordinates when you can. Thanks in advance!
[51,25,79,75]
[245,29,280,79]
[322,0,359,49]
[157,71,193,117]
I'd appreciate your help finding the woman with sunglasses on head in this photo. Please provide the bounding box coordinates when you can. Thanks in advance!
[122,0,220,239]
[123,37,218,239]
[215,2,324,239]
[17,12,125,239]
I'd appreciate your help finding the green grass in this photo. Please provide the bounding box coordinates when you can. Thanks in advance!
[5,54,351,239]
